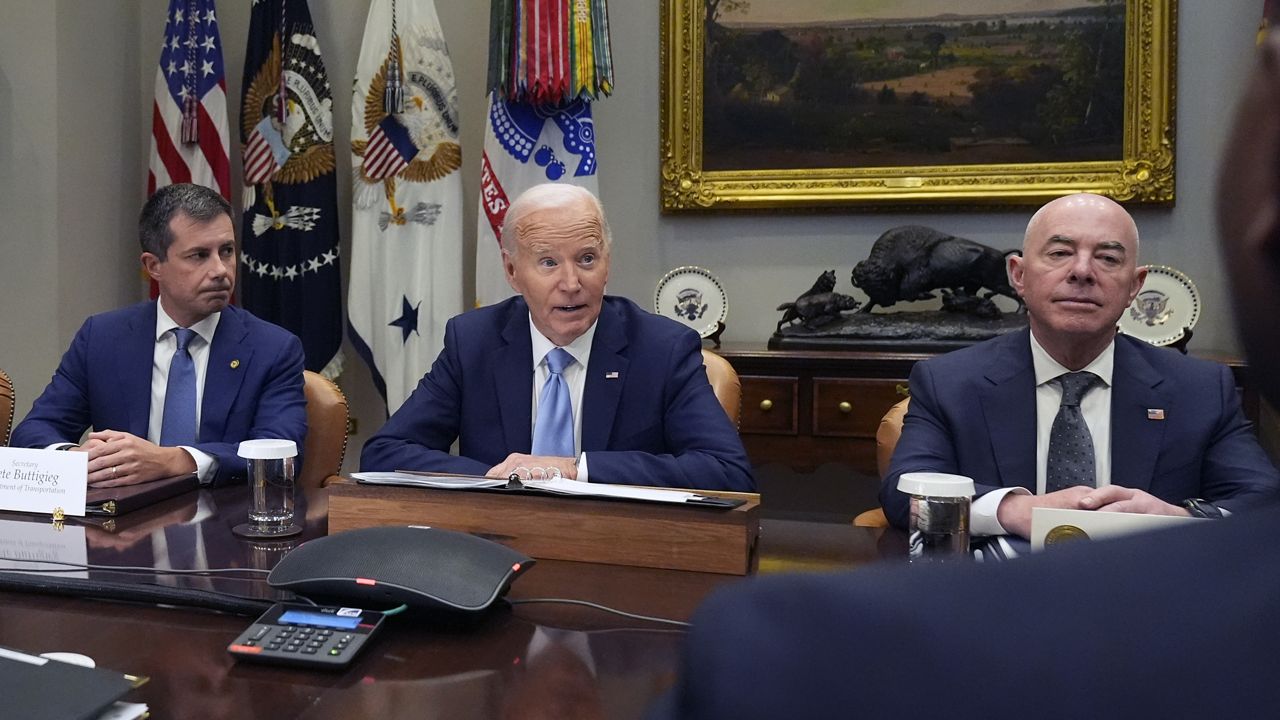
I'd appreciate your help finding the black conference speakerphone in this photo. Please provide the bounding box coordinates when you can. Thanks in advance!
[227,603,386,669]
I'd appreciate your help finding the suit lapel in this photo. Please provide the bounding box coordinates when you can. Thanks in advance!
[202,307,253,442]
[581,300,628,451]
[495,300,535,454]
[124,303,159,437]
[1109,338,1166,492]
[980,330,1038,492]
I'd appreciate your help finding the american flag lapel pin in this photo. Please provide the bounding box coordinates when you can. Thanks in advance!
[605,371,619,379]
[1147,408,1165,420]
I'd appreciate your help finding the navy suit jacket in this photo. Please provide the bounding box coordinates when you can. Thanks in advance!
[649,501,1280,719]
[880,329,1279,529]
[360,296,753,491]
[11,302,307,485]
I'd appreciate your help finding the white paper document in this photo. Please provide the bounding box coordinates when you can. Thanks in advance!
[352,472,704,504]
[1031,507,1207,551]
[351,471,508,489]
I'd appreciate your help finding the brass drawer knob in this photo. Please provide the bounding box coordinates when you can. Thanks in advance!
[759,399,774,411]
[838,401,852,414]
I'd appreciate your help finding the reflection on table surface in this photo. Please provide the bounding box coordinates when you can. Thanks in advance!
[0,483,903,719]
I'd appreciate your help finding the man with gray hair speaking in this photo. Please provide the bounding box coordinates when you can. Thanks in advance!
[361,183,752,491]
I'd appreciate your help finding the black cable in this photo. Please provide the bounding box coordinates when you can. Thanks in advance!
[0,571,272,617]
[0,557,270,577]
[509,597,690,628]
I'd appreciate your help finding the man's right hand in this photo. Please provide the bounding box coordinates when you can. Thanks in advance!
[996,486,1095,539]
[78,430,196,487]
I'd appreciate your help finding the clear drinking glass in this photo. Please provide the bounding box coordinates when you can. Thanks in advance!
[898,472,974,563]
[234,439,301,538]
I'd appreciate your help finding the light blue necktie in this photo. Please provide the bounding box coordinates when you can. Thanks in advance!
[532,348,575,458]
[160,327,198,446]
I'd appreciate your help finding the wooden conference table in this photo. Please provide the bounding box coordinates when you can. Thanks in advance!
[0,483,904,718]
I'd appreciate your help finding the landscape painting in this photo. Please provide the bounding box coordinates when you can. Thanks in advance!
[703,0,1126,171]
[659,0,1174,210]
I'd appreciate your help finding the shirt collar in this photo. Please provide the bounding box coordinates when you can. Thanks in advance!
[1028,329,1114,387]
[528,316,597,369]
[155,299,220,346]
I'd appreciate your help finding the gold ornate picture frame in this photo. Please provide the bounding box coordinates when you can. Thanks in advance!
[660,1,1176,211]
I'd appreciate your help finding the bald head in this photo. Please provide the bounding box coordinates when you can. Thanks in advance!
[500,184,612,257]
[1023,193,1140,255]
[1010,192,1147,369]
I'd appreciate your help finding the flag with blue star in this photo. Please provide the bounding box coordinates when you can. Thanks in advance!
[348,0,464,413]
[238,0,343,378]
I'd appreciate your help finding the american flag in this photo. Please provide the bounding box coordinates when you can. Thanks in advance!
[241,116,288,185]
[147,0,230,199]
[361,115,418,181]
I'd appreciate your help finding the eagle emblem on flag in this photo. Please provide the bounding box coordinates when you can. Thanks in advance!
[238,1,344,377]
[351,28,462,228]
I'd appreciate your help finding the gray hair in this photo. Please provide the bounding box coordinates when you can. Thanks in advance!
[139,183,233,259]
[499,183,612,256]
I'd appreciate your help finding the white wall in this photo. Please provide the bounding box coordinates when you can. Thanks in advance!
[1,1,140,423]
[1,1,1266,459]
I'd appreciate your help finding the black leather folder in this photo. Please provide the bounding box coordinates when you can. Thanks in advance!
[0,645,142,720]
[85,473,199,516]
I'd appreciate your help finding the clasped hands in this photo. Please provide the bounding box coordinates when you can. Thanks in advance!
[997,485,1190,539]
[486,453,578,482]
[72,430,197,487]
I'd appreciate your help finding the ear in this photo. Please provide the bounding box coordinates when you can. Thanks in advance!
[502,249,520,292]
[141,252,163,281]
[1127,265,1148,305]
[1007,253,1026,296]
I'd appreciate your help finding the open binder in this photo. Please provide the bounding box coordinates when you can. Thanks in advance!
[351,471,745,509]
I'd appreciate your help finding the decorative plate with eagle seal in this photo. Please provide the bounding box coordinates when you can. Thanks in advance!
[654,267,727,339]
[1119,265,1201,347]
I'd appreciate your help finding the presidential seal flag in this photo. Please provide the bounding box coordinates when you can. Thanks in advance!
[349,0,464,413]
[239,0,343,377]
[148,0,230,199]
[475,0,614,307]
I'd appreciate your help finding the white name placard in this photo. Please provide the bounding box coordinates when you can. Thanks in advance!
[0,447,88,516]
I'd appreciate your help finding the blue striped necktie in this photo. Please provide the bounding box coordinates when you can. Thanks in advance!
[532,348,575,458]
[160,327,198,446]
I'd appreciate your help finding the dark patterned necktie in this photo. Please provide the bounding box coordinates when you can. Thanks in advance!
[1046,371,1102,493]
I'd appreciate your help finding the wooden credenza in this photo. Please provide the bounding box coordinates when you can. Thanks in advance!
[718,344,928,477]
[716,342,1258,519]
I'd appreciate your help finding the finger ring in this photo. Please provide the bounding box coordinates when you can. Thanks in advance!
[111,466,117,477]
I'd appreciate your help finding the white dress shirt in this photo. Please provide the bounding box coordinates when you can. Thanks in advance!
[529,317,597,481]
[150,300,220,483]
[970,330,1114,536]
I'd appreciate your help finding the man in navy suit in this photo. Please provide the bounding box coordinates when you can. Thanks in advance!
[880,193,1278,536]
[649,35,1280,720]
[11,184,306,487]
[361,184,752,491]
